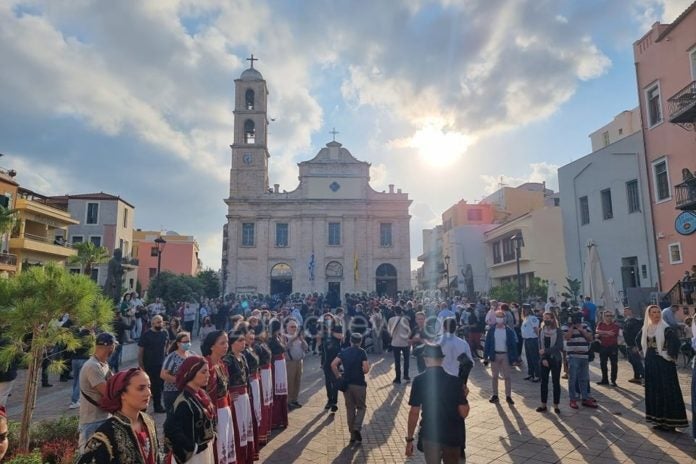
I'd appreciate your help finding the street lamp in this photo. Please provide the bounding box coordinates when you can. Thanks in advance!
[154,236,167,275]
[510,233,524,304]
[444,254,451,298]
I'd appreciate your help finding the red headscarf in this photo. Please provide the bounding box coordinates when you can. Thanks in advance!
[175,356,207,391]
[100,368,142,414]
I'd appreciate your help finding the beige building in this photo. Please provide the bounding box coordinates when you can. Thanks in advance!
[484,206,567,289]
[588,108,641,152]
[9,188,78,272]
[223,63,411,298]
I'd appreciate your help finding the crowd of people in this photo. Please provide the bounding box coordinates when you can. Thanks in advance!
[1,290,696,463]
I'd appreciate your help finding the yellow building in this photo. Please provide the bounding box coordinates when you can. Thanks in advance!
[9,188,78,272]
[484,206,567,289]
[0,167,19,277]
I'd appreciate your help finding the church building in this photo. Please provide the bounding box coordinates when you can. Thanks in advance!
[222,59,412,298]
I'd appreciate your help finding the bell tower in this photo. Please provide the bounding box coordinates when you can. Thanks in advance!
[229,54,270,197]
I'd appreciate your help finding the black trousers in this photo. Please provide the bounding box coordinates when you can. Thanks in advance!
[599,345,618,383]
[540,358,562,405]
[145,366,164,409]
[392,346,410,381]
[323,366,338,406]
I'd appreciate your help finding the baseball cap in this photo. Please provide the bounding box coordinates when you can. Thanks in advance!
[96,332,117,346]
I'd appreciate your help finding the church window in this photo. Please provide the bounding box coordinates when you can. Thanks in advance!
[245,89,255,110]
[380,223,392,247]
[492,241,501,264]
[244,119,256,144]
[242,223,255,246]
[328,222,341,246]
[275,223,289,247]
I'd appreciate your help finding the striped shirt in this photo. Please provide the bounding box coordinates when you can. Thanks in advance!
[562,323,590,359]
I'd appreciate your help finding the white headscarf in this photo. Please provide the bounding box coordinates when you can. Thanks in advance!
[641,305,672,362]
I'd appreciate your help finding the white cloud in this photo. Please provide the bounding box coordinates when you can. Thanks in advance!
[480,162,560,195]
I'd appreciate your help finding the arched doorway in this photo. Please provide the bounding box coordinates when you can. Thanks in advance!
[326,261,343,308]
[270,263,292,297]
[375,263,397,296]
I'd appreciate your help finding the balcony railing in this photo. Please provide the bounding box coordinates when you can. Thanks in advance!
[12,232,73,247]
[0,252,17,266]
[665,280,694,306]
[668,80,696,128]
[675,176,696,211]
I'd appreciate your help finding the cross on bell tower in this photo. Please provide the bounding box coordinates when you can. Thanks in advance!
[246,54,258,69]
[329,128,339,142]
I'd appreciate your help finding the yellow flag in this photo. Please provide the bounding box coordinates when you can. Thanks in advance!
[354,253,359,282]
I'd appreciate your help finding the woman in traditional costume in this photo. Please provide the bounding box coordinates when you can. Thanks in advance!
[77,368,161,464]
[268,319,289,429]
[243,324,262,458]
[253,324,273,444]
[164,356,215,464]
[639,305,689,431]
[202,330,236,463]
[225,327,257,463]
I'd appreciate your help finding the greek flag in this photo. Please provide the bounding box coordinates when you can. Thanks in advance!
[308,252,315,281]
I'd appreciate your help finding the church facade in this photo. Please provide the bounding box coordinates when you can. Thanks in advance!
[222,63,412,298]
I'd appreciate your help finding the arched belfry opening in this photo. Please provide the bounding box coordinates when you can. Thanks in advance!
[245,89,255,110]
[244,119,256,144]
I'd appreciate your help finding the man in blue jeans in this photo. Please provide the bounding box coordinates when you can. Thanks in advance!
[563,312,597,409]
[69,327,93,409]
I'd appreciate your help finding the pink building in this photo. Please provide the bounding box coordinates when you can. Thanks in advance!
[634,3,696,291]
[133,230,202,292]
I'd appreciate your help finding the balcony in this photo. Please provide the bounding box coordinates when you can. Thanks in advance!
[0,252,17,273]
[9,232,77,258]
[675,176,696,211]
[668,80,696,128]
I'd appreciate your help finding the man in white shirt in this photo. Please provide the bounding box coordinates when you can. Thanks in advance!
[387,306,412,384]
[438,318,473,378]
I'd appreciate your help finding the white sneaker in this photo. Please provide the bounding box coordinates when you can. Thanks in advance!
[68,401,80,409]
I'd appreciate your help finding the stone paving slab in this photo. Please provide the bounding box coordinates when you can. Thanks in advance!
[5,343,696,463]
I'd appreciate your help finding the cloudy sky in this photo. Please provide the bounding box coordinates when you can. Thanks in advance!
[0,0,692,271]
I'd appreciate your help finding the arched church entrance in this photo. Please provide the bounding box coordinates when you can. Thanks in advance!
[375,263,397,297]
[270,263,293,297]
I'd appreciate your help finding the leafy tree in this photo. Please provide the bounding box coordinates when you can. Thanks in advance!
[196,269,220,299]
[148,272,203,307]
[67,241,110,276]
[488,282,518,303]
[488,278,549,303]
[0,264,113,452]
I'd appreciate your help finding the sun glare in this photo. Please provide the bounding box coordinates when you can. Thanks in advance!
[408,122,473,168]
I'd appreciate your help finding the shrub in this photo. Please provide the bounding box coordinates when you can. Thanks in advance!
[40,438,76,464]
[29,416,79,448]
[3,449,43,464]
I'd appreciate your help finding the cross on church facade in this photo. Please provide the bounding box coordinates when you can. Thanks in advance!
[246,54,258,68]
[330,128,339,141]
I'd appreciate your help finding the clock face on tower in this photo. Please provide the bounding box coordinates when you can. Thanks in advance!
[243,153,253,165]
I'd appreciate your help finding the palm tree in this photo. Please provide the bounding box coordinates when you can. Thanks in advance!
[0,205,16,236]
[68,241,110,277]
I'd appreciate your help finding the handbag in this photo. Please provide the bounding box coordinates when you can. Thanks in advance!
[335,375,348,392]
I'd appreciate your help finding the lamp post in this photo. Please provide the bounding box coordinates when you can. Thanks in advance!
[511,233,524,304]
[444,254,451,298]
[154,236,167,275]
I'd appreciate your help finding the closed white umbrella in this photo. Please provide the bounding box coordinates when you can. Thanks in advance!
[547,280,558,303]
[582,241,608,309]
[606,278,621,316]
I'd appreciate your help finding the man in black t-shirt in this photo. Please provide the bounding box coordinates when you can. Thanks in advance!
[332,333,369,444]
[406,344,469,463]
[319,315,343,412]
[137,315,168,413]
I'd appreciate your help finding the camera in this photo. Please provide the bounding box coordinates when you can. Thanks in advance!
[570,312,583,325]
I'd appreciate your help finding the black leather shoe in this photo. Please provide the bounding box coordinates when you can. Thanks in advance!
[489,395,499,403]
[42,383,53,388]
